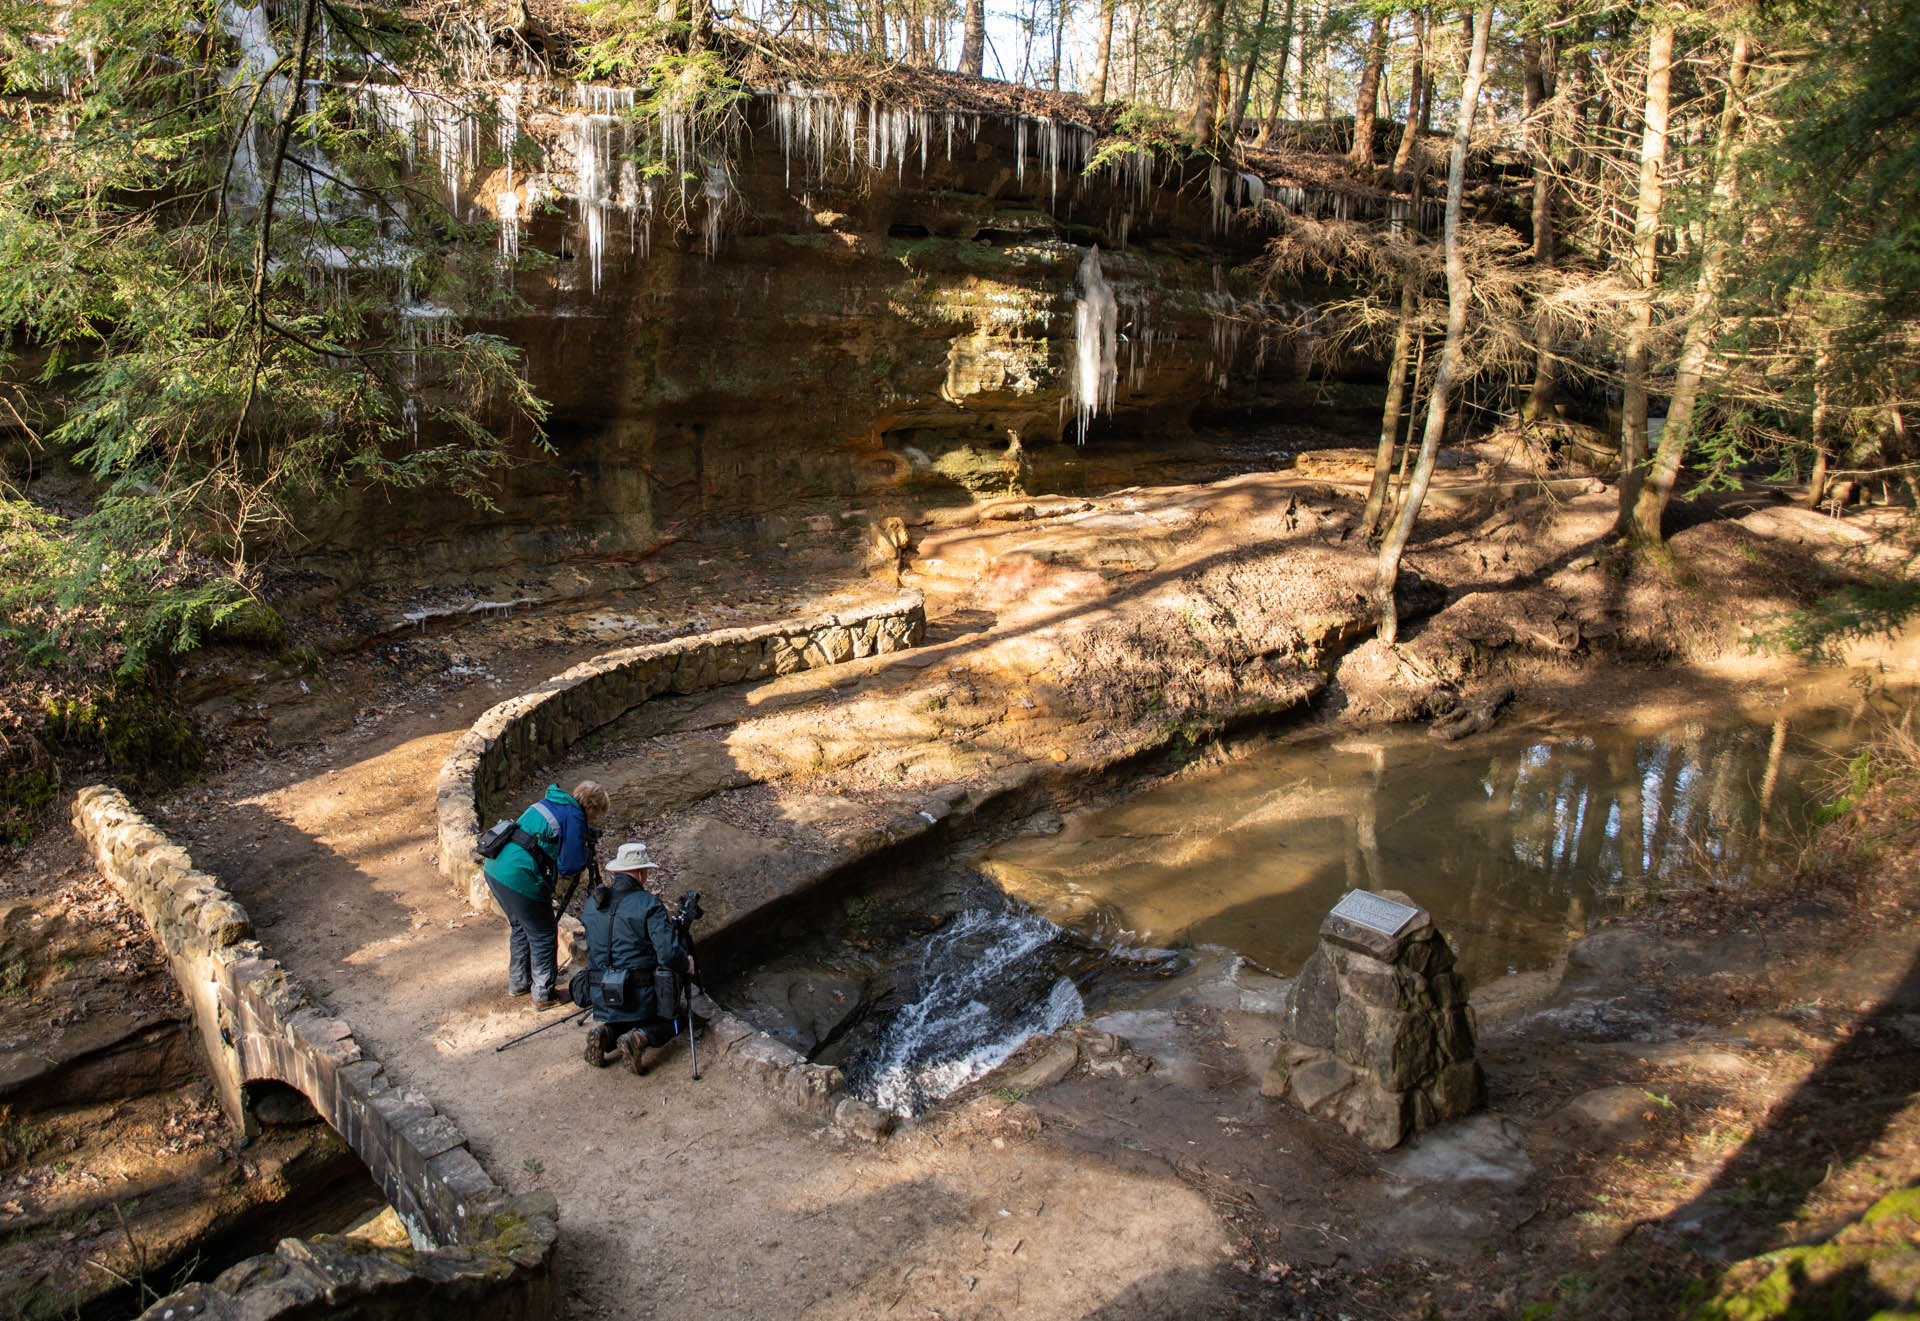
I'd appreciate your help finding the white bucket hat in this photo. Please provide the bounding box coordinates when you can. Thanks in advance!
[605,842,659,873]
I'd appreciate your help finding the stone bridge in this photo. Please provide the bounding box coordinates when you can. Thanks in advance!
[70,786,558,1319]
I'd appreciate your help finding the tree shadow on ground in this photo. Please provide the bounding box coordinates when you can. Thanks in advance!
[1574,937,1920,1316]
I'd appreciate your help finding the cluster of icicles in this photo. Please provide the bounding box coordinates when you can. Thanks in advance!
[218,2,1330,442]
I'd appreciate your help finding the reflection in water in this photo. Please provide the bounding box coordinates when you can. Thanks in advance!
[981,710,1870,987]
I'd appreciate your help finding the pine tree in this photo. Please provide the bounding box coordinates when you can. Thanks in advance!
[0,0,542,670]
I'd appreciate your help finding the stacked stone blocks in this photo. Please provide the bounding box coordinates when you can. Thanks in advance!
[436,592,926,911]
[70,786,558,1319]
[1265,890,1486,1150]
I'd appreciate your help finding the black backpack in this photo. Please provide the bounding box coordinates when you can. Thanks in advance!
[475,802,561,888]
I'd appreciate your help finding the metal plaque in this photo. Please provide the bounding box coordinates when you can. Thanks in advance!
[1329,889,1420,938]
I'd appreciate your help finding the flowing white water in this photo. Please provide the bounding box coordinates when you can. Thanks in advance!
[1071,245,1119,443]
[855,908,1085,1117]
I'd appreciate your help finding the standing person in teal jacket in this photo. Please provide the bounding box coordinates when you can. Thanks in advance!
[482,780,610,1009]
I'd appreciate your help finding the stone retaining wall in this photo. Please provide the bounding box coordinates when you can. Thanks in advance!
[435,593,926,910]
[70,786,559,1317]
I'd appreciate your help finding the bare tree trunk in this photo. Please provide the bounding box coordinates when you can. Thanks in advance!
[1389,8,1425,177]
[1417,31,1433,134]
[1806,339,1836,508]
[1374,0,1494,644]
[906,2,926,63]
[1254,0,1298,144]
[1388,329,1431,524]
[1229,0,1274,141]
[1288,0,1314,118]
[1631,33,1752,541]
[870,0,889,57]
[1364,272,1421,537]
[1613,23,1674,536]
[1129,1,1143,98]
[1521,28,1560,419]
[959,0,985,75]
[1349,15,1390,170]
[1051,0,1065,89]
[1088,0,1116,100]
[1186,0,1230,141]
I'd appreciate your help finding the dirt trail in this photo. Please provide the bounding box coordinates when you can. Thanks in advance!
[164,509,1297,1319]
[160,458,1920,1319]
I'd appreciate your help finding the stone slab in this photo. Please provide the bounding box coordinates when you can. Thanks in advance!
[1321,889,1429,961]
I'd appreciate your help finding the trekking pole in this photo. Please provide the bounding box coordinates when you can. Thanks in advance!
[683,979,699,1081]
[494,1007,586,1052]
[670,889,706,1081]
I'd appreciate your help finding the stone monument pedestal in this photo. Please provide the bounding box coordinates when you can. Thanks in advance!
[1263,888,1485,1150]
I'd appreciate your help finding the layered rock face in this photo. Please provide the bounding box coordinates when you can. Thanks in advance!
[307,84,1374,579]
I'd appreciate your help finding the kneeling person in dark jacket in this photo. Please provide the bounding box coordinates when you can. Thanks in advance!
[581,842,693,1075]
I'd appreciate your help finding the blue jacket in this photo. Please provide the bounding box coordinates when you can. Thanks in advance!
[482,785,590,901]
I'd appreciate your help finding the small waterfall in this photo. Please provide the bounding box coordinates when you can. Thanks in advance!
[852,908,1085,1117]
[1071,245,1119,444]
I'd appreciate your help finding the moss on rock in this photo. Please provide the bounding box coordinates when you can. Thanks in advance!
[1688,1184,1920,1320]
[43,679,202,793]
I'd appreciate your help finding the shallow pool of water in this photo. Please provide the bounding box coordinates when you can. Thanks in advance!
[981,706,1880,985]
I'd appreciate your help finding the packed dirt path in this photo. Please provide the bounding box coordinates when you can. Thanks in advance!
[159,449,1920,1319]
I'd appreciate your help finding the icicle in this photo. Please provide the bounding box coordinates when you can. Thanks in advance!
[499,190,519,259]
[498,87,520,260]
[219,3,284,204]
[571,111,607,292]
[1071,246,1119,444]
[702,164,730,257]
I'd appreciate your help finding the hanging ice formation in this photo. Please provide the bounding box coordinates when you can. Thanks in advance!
[1071,246,1119,444]
[768,85,1099,210]
[1208,165,1276,231]
[1206,265,1243,391]
[218,3,281,205]
[497,87,521,259]
[701,164,731,258]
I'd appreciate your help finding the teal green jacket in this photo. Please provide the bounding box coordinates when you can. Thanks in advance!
[481,785,582,901]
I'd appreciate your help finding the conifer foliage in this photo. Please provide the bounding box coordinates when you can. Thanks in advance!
[0,0,541,672]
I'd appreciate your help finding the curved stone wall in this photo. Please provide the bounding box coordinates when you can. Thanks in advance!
[435,592,926,910]
[70,786,558,1318]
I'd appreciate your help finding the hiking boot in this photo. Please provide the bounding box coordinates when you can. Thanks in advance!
[583,1024,614,1068]
[617,1030,648,1077]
